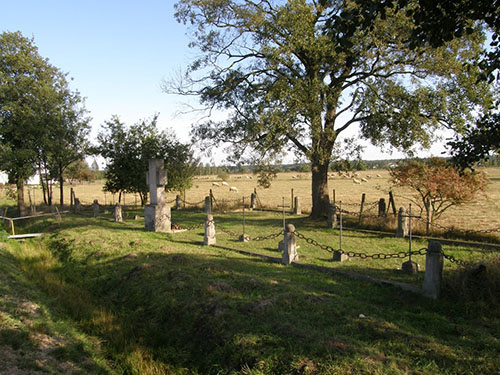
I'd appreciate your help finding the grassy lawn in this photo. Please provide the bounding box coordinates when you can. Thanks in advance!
[0,209,498,374]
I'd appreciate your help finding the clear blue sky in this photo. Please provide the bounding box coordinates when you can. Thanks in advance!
[2,1,197,142]
[2,0,449,163]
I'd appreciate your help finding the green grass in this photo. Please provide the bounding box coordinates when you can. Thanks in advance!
[1,210,499,374]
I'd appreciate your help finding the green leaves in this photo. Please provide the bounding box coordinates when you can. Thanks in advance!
[97,115,198,204]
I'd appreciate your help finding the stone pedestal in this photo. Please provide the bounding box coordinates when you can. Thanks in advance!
[422,241,443,299]
[114,203,123,222]
[401,260,420,274]
[204,214,216,245]
[239,234,250,242]
[333,250,348,262]
[145,204,172,233]
[281,224,298,265]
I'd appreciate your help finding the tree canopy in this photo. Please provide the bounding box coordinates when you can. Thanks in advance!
[0,31,89,213]
[390,158,488,232]
[97,115,198,206]
[170,0,493,217]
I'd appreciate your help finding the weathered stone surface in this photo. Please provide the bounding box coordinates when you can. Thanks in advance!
[144,204,172,233]
[422,241,443,299]
[401,260,420,274]
[92,200,99,218]
[333,250,348,262]
[293,197,301,215]
[114,204,123,222]
[396,207,408,237]
[204,214,216,245]
[327,204,337,229]
[281,224,298,265]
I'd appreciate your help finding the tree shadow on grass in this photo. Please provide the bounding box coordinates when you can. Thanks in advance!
[40,234,499,374]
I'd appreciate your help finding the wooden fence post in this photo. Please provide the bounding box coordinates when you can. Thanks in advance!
[388,191,397,216]
[359,193,366,225]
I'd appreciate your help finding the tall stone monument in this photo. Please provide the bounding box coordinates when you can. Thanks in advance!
[144,159,172,233]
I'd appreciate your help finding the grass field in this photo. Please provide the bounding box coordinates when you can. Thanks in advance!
[0,207,499,374]
[8,167,500,241]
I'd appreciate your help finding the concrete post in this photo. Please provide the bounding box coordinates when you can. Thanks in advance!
[204,214,216,245]
[281,224,299,265]
[74,198,81,214]
[396,207,408,237]
[422,241,444,299]
[250,193,256,210]
[92,200,99,218]
[378,198,386,217]
[293,196,301,215]
[114,203,123,222]
[327,204,336,229]
[175,195,181,210]
[204,196,212,214]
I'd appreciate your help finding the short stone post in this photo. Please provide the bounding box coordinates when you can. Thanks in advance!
[333,249,348,262]
[378,198,386,217]
[281,224,299,265]
[92,200,99,218]
[204,196,212,214]
[114,203,123,222]
[422,241,444,299]
[293,197,301,215]
[70,188,74,210]
[396,207,408,237]
[175,195,181,210]
[250,193,256,209]
[204,214,216,245]
[74,198,81,213]
[327,204,336,229]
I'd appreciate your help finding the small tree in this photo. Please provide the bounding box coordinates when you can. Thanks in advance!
[97,115,198,206]
[390,158,488,233]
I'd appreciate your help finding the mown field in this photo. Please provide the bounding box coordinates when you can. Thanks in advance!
[0,203,499,374]
[15,167,500,240]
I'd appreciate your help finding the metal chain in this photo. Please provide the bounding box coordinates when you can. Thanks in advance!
[248,230,284,241]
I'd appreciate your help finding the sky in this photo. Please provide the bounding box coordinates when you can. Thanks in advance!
[1,0,451,165]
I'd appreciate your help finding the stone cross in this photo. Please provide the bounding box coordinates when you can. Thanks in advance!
[146,159,167,205]
[144,159,171,233]
[281,223,299,265]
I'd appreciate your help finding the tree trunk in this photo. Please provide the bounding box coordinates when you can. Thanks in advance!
[59,166,64,207]
[310,161,330,218]
[16,179,27,216]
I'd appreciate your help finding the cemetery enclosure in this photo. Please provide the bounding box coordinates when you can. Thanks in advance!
[12,168,500,238]
[2,209,498,374]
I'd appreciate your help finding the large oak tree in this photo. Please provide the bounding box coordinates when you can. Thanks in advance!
[170,0,493,217]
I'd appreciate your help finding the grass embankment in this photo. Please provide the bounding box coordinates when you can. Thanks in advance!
[1,210,499,374]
